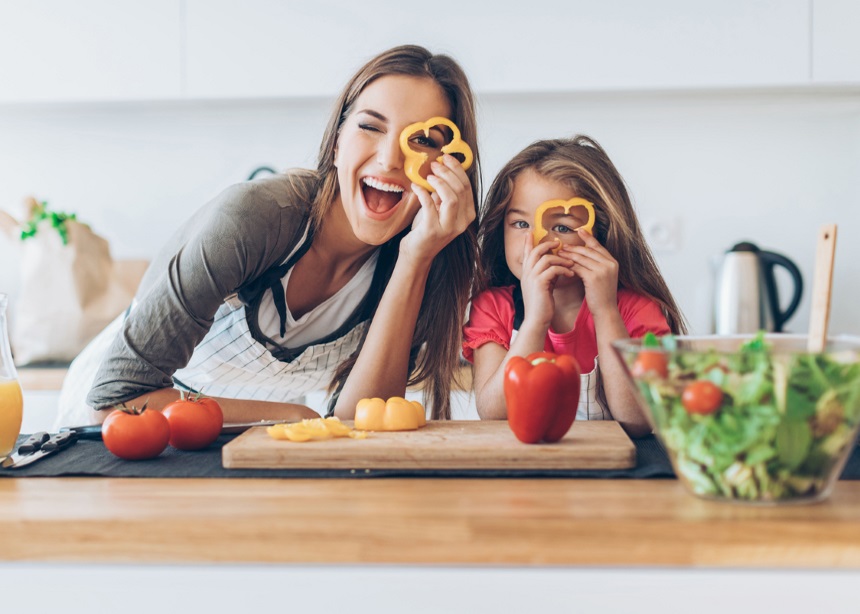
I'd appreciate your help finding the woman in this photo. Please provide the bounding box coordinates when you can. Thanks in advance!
[55,45,480,428]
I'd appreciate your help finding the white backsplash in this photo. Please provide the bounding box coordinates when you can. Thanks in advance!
[1,89,859,338]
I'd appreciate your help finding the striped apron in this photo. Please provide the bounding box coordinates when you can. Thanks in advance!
[511,286,611,421]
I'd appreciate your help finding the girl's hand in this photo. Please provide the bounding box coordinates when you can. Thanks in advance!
[520,235,575,329]
[561,229,619,313]
[399,154,475,267]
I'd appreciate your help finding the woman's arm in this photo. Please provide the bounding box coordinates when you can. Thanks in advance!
[333,156,474,417]
[89,388,319,424]
[87,180,307,412]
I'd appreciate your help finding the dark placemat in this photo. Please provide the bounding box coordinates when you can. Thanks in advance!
[1,433,672,479]
[2,432,859,480]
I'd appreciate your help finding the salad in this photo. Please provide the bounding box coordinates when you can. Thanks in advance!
[630,332,860,502]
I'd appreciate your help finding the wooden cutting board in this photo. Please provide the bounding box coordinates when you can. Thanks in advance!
[222,420,635,470]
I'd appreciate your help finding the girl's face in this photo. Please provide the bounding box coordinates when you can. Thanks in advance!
[503,169,590,280]
[333,74,452,246]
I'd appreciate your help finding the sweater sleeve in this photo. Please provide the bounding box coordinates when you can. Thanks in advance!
[86,177,309,409]
[461,287,516,363]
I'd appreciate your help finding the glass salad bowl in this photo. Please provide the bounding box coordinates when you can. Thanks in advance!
[613,333,860,504]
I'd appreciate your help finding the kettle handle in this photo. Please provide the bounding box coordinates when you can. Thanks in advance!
[759,250,803,332]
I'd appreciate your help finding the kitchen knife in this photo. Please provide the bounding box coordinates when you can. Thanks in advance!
[6,431,78,469]
[1,431,50,468]
[59,424,104,440]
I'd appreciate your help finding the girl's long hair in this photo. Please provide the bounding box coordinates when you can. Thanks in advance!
[293,45,480,419]
[477,135,686,334]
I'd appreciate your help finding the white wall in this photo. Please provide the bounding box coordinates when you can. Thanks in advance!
[2,89,858,338]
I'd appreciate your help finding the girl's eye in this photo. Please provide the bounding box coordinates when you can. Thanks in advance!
[511,220,530,230]
[552,224,574,234]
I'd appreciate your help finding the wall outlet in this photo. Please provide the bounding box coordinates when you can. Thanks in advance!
[642,216,681,254]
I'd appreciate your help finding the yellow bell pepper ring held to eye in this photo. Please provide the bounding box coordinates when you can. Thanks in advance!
[354,397,427,431]
[532,197,596,249]
[399,116,473,193]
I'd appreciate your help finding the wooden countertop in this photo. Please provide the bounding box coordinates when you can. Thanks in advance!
[2,477,860,567]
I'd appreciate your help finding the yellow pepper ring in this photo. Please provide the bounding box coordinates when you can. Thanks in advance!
[532,197,596,249]
[398,116,473,193]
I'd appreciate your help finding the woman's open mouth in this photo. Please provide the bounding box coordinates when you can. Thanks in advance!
[361,177,407,220]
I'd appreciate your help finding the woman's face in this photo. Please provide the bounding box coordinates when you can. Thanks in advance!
[503,169,590,281]
[333,74,452,246]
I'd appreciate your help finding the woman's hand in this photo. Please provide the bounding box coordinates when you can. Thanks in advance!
[520,236,576,329]
[561,229,619,313]
[399,154,475,267]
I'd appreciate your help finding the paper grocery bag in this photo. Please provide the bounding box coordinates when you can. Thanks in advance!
[2,203,134,365]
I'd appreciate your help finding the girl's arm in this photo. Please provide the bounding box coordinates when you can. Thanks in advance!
[90,389,320,424]
[333,156,474,418]
[473,238,575,419]
[565,230,651,438]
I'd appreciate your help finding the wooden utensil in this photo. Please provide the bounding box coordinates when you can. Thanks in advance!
[807,224,838,353]
[222,420,635,470]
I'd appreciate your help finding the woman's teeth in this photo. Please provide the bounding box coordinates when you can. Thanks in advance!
[362,177,404,193]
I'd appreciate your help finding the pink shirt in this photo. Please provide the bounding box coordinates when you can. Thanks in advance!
[462,285,671,373]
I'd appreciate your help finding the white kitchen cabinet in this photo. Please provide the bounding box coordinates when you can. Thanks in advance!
[813,0,860,83]
[0,0,181,103]
[185,0,810,99]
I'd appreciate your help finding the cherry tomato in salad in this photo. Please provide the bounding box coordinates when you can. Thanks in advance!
[681,380,724,415]
[632,351,668,379]
[162,393,224,450]
[102,405,170,460]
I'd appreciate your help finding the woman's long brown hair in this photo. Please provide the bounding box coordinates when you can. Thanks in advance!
[477,135,686,334]
[296,45,480,419]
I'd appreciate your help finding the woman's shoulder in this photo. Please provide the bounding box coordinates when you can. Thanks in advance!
[213,170,317,222]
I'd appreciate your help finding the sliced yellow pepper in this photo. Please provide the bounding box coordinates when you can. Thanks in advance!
[399,117,473,193]
[267,417,367,442]
[532,197,596,250]
[354,397,426,431]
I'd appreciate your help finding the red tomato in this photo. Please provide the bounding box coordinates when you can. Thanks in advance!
[102,407,170,460]
[162,395,224,451]
[632,351,668,379]
[681,380,724,415]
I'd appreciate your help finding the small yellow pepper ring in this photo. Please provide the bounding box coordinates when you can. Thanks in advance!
[532,198,596,249]
[399,117,473,193]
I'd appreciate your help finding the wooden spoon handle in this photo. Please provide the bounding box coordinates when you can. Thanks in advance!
[808,224,838,353]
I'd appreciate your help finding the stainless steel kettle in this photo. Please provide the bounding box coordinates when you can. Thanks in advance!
[714,241,803,334]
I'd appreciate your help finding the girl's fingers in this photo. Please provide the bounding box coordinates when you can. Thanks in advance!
[538,265,576,281]
[523,238,560,271]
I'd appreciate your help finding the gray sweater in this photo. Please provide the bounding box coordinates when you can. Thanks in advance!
[87,173,313,409]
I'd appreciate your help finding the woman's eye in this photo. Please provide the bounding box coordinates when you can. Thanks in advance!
[359,123,381,133]
[411,135,439,149]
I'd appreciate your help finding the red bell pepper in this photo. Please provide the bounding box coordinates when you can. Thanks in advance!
[503,352,581,444]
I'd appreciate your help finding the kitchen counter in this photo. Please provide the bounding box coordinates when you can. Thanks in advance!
[2,477,860,567]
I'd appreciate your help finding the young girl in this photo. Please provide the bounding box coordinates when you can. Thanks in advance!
[55,44,480,428]
[463,136,685,437]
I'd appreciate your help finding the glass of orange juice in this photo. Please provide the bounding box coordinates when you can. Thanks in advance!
[0,294,23,460]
